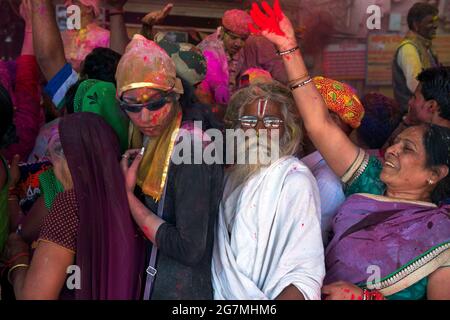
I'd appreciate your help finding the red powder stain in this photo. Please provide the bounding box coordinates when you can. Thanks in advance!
[350,294,355,300]
[249,0,285,36]
[357,295,363,300]
[284,55,291,61]
[144,56,148,62]
[142,226,151,239]
[343,288,350,293]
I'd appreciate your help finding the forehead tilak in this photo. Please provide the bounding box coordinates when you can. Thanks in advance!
[257,98,269,118]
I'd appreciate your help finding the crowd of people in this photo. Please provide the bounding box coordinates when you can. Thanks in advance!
[0,0,449,300]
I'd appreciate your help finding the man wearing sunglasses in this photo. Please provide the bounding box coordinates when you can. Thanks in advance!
[213,82,324,300]
[197,9,252,120]
[118,35,223,300]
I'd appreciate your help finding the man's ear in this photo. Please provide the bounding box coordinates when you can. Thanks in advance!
[427,99,440,115]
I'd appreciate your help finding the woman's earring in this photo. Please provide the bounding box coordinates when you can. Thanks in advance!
[428,179,434,185]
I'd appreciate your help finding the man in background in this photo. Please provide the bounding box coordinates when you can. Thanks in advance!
[392,3,440,113]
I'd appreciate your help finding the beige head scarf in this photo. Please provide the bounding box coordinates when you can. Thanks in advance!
[116,35,183,201]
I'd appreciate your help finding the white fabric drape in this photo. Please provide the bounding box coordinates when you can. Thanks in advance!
[212,156,325,300]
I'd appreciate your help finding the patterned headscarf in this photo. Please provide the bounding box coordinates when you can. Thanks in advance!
[222,9,252,37]
[239,68,273,88]
[155,33,207,87]
[313,76,365,129]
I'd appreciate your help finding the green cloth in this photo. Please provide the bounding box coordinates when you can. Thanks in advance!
[347,155,428,300]
[345,156,386,197]
[0,156,9,253]
[387,278,428,300]
[74,79,129,152]
[39,168,64,210]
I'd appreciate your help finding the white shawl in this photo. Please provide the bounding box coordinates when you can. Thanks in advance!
[212,156,325,300]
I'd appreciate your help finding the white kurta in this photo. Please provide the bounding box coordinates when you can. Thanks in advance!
[212,156,325,300]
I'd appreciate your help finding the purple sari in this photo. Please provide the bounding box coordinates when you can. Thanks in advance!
[60,113,145,300]
[325,194,450,288]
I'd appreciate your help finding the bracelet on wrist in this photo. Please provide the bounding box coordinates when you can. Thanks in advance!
[7,264,29,285]
[362,288,384,300]
[109,9,124,17]
[276,46,299,56]
[6,252,30,267]
[288,72,310,86]
[290,77,313,91]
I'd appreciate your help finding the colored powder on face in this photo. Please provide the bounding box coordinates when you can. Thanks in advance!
[149,103,171,126]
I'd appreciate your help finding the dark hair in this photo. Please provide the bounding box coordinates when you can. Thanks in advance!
[80,47,122,84]
[358,93,403,149]
[64,48,121,114]
[423,124,450,205]
[417,67,450,121]
[407,3,438,30]
[179,78,223,131]
[0,83,17,149]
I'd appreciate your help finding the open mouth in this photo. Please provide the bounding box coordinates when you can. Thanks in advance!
[384,161,396,169]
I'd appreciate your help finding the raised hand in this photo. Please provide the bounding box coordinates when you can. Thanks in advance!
[20,0,33,31]
[248,0,297,51]
[142,3,174,26]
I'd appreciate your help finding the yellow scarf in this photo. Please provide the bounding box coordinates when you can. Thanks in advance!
[130,111,182,201]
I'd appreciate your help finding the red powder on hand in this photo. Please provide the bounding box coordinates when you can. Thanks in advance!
[142,226,152,239]
[249,0,285,36]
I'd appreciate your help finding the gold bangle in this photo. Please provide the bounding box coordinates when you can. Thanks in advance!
[7,264,29,284]
[288,72,310,86]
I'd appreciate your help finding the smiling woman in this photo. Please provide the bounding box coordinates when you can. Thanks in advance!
[250,0,450,300]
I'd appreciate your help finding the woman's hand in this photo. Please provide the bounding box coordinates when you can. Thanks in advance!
[4,233,30,262]
[20,0,33,32]
[248,0,297,51]
[322,281,364,300]
[141,3,173,26]
[120,148,144,194]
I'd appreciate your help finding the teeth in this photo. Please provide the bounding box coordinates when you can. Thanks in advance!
[385,161,395,168]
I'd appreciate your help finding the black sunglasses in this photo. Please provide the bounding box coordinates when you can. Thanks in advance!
[118,92,174,113]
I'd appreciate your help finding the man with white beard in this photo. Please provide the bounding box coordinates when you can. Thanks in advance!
[213,82,325,300]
